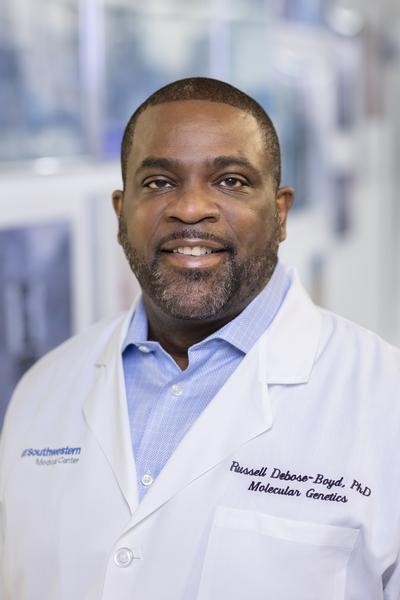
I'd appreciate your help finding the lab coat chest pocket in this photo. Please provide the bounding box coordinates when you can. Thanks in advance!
[197,506,358,600]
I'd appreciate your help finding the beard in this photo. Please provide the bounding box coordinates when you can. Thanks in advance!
[118,214,280,321]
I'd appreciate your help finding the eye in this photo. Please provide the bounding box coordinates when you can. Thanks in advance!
[219,176,248,188]
[145,178,174,190]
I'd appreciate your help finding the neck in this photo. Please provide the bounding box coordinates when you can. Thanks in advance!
[143,297,243,370]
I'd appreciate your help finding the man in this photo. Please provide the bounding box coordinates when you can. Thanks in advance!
[0,77,399,599]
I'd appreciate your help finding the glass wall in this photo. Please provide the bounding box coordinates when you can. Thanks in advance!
[0,0,84,161]
[0,0,365,210]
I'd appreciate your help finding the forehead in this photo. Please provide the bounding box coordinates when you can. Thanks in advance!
[129,100,266,167]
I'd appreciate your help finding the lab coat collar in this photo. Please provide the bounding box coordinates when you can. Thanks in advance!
[106,265,321,384]
[262,267,322,384]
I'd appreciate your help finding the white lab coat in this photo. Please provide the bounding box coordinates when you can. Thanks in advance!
[1,268,400,600]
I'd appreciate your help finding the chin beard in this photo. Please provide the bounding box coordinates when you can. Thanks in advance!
[118,215,280,320]
[143,259,244,320]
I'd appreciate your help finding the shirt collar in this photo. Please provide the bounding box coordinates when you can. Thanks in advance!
[122,261,290,355]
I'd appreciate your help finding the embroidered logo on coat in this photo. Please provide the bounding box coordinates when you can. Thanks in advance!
[21,446,81,465]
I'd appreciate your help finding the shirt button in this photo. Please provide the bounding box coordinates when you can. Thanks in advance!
[171,383,183,396]
[114,547,134,568]
[141,473,153,486]
[138,345,150,353]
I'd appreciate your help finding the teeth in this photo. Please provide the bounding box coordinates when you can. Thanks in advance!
[172,246,213,256]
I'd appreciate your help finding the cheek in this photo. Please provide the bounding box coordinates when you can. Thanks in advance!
[125,205,161,248]
[225,205,277,249]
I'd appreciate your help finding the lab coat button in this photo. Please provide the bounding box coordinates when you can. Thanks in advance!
[114,547,134,568]
[171,383,183,396]
[141,473,153,486]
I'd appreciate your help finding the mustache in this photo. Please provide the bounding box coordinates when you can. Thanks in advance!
[156,229,235,252]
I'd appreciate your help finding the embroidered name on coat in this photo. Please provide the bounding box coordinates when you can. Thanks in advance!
[229,460,372,504]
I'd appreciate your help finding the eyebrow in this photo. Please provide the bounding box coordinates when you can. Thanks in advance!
[136,157,179,172]
[136,155,258,174]
[211,155,256,171]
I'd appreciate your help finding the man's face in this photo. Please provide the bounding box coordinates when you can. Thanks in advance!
[113,100,293,322]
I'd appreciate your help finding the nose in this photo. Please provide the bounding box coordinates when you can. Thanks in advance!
[164,184,220,224]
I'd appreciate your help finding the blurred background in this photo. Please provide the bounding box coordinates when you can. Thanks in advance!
[1,0,400,427]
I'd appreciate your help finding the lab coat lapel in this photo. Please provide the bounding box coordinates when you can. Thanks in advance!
[83,311,139,514]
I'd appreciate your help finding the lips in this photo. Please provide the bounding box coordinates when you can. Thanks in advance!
[160,238,226,252]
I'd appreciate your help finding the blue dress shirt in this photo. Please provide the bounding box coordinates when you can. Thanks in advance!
[122,262,290,499]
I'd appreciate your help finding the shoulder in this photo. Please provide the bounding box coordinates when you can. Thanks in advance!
[284,266,399,374]
[26,312,127,378]
[256,267,399,389]
[2,311,130,428]
[319,307,399,366]
[313,307,400,407]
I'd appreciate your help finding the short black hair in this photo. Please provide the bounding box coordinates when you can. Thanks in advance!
[120,77,281,190]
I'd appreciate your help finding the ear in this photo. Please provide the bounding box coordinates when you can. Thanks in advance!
[112,189,124,217]
[276,186,294,242]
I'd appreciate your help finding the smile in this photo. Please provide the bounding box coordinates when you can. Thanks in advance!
[159,239,227,269]
[172,247,214,256]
